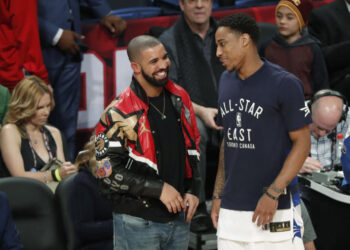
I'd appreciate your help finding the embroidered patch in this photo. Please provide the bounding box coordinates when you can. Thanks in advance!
[96,157,112,178]
[95,133,109,158]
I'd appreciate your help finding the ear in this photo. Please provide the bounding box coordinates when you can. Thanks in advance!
[240,33,251,47]
[131,62,141,75]
[179,0,185,12]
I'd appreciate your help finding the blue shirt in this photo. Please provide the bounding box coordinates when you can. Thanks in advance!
[217,60,311,211]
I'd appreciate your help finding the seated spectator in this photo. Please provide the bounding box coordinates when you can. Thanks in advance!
[0,0,49,92]
[300,89,350,250]
[301,89,350,173]
[0,76,77,183]
[70,136,113,250]
[260,0,329,100]
[0,191,23,249]
[0,85,11,126]
[308,0,350,103]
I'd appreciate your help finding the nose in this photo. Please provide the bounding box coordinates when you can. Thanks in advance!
[44,106,50,116]
[216,46,222,58]
[161,57,170,69]
[196,0,203,7]
[279,16,286,24]
[318,129,326,138]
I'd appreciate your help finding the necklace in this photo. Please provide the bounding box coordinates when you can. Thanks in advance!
[27,126,53,168]
[149,90,166,120]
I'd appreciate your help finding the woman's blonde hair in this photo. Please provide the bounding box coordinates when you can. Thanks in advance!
[5,76,55,137]
[76,135,98,177]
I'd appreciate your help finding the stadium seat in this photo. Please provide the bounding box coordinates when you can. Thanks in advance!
[111,7,163,20]
[0,177,65,250]
[257,22,277,50]
[55,174,76,250]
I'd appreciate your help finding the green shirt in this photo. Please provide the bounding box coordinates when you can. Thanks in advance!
[0,85,11,125]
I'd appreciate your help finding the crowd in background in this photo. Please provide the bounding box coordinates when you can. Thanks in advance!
[0,0,349,249]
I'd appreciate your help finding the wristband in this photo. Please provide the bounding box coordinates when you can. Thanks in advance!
[264,190,279,201]
[212,195,222,200]
[51,170,58,182]
[55,168,62,182]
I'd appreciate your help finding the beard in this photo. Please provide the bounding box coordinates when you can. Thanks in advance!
[141,68,169,87]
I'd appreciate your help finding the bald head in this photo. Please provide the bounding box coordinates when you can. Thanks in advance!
[127,35,162,63]
[311,91,345,138]
[312,96,343,123]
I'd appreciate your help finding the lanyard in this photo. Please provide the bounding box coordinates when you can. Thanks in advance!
[28,127,53,169]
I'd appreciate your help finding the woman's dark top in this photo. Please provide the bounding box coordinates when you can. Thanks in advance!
[70,169,113,250]
[0,125,57,177]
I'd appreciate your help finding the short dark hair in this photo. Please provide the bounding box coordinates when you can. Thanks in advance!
[218,13,260,45]
[127,35,162,62]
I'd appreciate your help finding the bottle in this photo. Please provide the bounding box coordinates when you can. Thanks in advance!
[335,133,344,165]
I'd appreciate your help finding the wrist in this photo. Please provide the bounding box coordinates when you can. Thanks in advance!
[43,171,49,184]
[264,190,279,201]
[212,194,222,200]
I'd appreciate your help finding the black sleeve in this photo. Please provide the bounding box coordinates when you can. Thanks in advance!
[99,147,164,200]
[309,43,330,92]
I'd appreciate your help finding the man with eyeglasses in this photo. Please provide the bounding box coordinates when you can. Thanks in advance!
[159,0,225,232]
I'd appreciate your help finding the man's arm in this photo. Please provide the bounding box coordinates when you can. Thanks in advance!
[252,125,311,226]
[192,102,223,130]
[211,139,225,229]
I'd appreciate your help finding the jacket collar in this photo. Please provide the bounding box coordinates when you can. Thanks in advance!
[129,76,178,105]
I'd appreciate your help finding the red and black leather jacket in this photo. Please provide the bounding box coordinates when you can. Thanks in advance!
[95,77,201,222]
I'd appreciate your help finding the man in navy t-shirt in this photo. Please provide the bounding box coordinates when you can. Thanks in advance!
[211,13,311,250]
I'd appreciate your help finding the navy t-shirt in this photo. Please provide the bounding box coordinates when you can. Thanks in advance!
[217,60,311,211]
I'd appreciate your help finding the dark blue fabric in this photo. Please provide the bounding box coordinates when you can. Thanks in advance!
[47,61,81,161]
[0,192,23,250]
[70,169,113,249]
[341,136,350,193]
[37,0,110,160]
[217,60,311,211]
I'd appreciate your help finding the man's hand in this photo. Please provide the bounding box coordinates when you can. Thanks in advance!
[210,198,221,229]
[100,15,127,37]
[183,193,199,222]
[160,182,185,213]
[300,157,323,174]
[198,106,224,130]
[57,30,85,55]
[252,194,278,227]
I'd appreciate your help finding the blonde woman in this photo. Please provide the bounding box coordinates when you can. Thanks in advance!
[0,76,76,183]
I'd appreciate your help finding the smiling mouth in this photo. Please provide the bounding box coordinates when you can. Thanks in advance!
[154,70,167,78]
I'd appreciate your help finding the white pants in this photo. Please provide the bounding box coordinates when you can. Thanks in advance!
[218,237,304,250]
